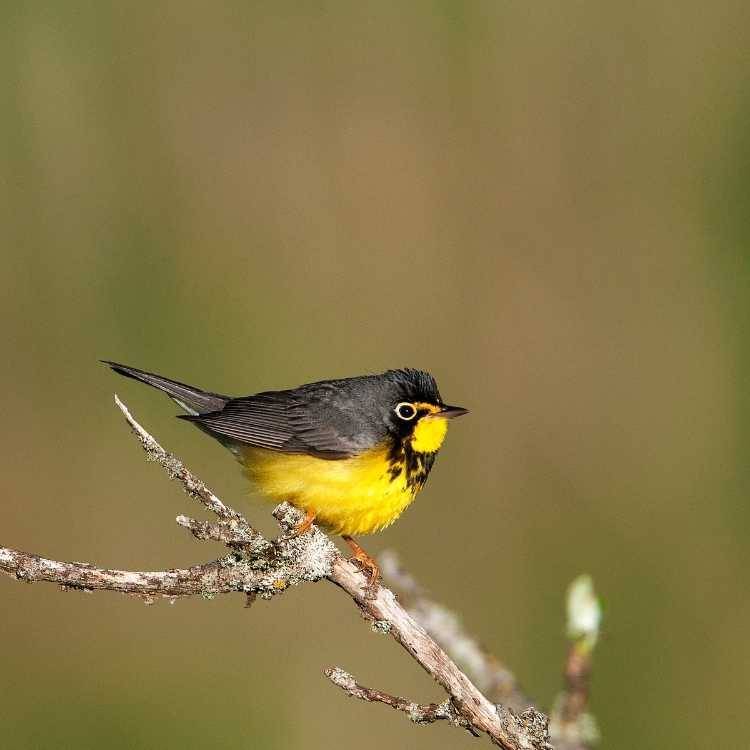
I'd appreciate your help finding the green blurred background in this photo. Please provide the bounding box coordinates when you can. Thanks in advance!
[2,3,749,749]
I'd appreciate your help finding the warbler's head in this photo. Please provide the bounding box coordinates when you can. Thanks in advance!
[379,368,468,454]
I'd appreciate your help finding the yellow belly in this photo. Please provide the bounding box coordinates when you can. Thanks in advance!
[238,444,419,536]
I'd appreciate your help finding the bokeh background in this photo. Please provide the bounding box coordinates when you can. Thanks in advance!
[2,3,749,749]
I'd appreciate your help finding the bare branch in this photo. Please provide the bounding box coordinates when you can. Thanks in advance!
[380,550,532,712]
[324,666,477,733]
[549,645,596,750]
[559,646,592,731]
[0,396,563,750]
[0,546,242,597]
[114,394,245,524]
[0,544,330,600]
[327,550,552,750]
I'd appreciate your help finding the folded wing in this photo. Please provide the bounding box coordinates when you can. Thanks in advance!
[179,386,377,460]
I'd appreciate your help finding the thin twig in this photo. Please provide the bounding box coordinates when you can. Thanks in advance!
[549,645,595,750]
[175,514,272,554]
[0,546,243,598]
[559,645,592,728]
[549,576,601,750]
[114,394,244,523]
[324,666,477,733]
[326,548,552,749]
[380,550,532,711]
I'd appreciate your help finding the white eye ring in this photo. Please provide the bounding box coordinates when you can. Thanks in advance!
[395,402,417,421]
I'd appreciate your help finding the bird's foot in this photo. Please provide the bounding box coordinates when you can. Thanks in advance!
[342,535,380,598]
[288,509,316,538]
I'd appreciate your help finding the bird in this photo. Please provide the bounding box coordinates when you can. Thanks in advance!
[103,361,468,589]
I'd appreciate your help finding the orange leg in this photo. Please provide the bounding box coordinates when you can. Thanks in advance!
[342,535,380,591]
[290,509,316,537]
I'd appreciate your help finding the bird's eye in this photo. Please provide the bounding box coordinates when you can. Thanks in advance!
[395,402,417,421]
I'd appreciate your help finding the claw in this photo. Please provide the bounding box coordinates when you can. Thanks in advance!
[342,535,380,596]
[289,510,316,537]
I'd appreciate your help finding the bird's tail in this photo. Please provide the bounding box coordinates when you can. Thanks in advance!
[102,361,229,415]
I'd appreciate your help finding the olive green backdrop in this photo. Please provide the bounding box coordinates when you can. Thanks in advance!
[2,3,748,749]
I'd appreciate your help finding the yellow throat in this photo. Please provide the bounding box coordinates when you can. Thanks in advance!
[410,413,448,453]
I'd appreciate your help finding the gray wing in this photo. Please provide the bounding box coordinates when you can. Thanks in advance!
[178,383,385,460]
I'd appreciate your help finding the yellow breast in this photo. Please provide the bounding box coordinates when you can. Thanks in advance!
[239,444,421,536]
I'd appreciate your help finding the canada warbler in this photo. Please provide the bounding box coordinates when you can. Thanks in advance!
[104,362,467,586]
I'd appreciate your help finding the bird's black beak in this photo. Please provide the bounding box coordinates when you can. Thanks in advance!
[438,404,469,419]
